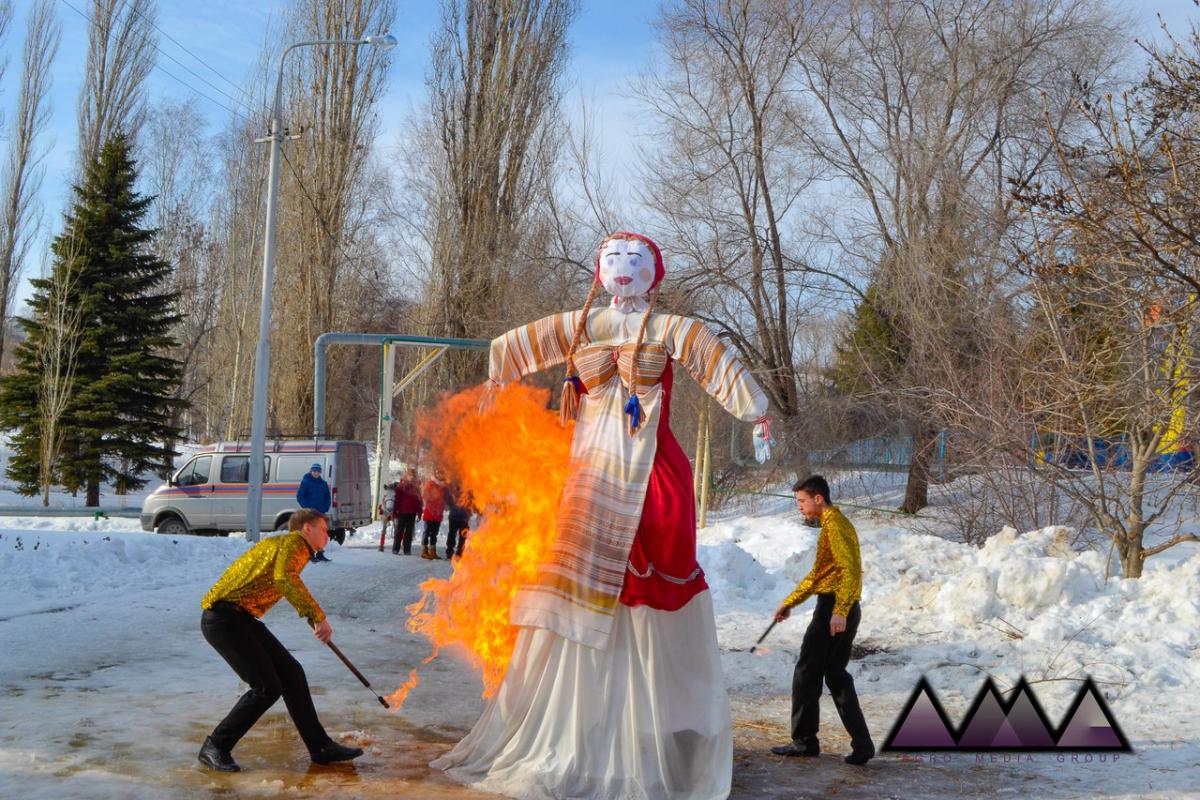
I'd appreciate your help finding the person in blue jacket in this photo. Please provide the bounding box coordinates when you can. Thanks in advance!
[297,463,333,562]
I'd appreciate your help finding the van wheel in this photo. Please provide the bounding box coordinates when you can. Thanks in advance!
[275,515,293,532]
[157,517,188,536]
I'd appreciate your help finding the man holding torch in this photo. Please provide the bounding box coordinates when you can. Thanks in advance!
[770,475,875,766]
[197,508,363,772]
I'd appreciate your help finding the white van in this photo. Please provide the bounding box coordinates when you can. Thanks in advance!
[140,439,372,542]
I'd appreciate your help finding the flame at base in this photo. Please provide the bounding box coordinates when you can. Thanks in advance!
[388,383,573,709]
[385,668,421,709]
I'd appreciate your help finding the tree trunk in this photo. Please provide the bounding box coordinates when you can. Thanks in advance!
[1120,542,1144,578]
[901,425,938,514]
[86,479,100,507]
[1118,523,1146,578]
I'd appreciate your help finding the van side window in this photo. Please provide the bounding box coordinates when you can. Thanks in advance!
[178,455,213,487]
[220,456,270,484]
[277,455,319,482]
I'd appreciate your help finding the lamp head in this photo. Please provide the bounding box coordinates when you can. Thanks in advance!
[362,34,397,48]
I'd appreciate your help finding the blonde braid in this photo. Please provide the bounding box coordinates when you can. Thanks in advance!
[560,277,602,425]
[626,286,660,435]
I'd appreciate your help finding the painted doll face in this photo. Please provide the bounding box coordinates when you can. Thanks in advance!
[598,237,656,299]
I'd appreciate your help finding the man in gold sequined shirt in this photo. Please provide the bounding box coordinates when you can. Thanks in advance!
[770,475,875,766]
[197,509,362,772]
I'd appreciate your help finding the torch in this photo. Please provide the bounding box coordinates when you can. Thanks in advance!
[749,620,778,654]
[326,641,390,708]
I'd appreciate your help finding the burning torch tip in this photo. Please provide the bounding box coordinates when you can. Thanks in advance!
[378,696,390,708]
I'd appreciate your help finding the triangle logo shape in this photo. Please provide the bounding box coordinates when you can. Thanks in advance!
[1055,679,1131,751]
[955,678,1009,748]
[882,677,957,750]
[1004,679,1057,748]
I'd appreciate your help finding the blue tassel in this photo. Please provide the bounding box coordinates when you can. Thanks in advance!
[624,394,642,433]
[566,375,585,393]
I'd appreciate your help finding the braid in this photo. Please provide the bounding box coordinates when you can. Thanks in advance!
[626,287,660,435]
[560,278,602,426]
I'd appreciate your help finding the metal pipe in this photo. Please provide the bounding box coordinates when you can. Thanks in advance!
[312,333,488,438]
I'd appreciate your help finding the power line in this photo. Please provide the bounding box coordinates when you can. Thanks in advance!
[106,0,269,117]
[58,0,257,125]
[280,147,361,272]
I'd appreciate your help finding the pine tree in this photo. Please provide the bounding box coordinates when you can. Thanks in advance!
[0,134,184,505]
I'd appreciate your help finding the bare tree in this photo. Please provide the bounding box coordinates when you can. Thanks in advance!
[0,2,12,93]
[36,247,86,506]
[799,0,1126,512]
[416,0,576,388]
[76,0,156,169]
[638,0,819,422]
[265,0,397,434]
[992,27,1200,578]
[0,0,59,371]
[142,99,219,440]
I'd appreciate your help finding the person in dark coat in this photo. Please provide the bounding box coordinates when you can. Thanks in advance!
[392,467,423,555]
[296,463,333,562]
[445,483,473,559]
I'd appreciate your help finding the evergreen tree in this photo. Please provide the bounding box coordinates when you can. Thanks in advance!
[0,134,184,505]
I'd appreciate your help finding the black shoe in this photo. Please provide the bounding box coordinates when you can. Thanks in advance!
[198,736,240,772]
[311,551,332,563]
[844,745,875,766]
[310,741,364,765]
[771,739,820,757]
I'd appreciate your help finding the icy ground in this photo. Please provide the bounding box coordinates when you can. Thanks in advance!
[0,478,1198,799]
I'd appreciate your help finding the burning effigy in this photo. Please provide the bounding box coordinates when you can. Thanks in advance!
[401,232,771,800]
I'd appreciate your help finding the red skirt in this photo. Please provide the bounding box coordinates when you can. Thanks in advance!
[620,361,708,611]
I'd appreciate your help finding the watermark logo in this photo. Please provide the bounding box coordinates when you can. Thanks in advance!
[882,676,1130,752]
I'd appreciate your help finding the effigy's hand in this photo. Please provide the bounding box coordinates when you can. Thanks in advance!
[478,379,501,415]
[753,416,775,463]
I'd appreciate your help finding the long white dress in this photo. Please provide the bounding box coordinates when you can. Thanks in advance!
[432,305,766,800]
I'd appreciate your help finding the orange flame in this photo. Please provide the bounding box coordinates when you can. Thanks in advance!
[385,668,421,709]
[390,383,573,706]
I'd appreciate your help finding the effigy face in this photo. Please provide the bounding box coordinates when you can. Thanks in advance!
[598,237,656,299]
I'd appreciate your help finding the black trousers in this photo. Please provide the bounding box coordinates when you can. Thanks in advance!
[422,519,442,549]
[790,594,873,751]
[201,602,332,754]
[446,519,468,555]
[393,513,417,554]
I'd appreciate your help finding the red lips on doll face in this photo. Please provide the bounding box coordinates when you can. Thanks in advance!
[615,276,633,285]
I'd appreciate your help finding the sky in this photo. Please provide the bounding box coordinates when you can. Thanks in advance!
[2,0,1199,308]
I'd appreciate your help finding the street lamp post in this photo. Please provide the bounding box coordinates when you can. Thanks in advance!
[246,34,397,543]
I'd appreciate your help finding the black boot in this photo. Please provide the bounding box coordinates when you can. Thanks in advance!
[198,736,240,772]
[310,741,364,765]
[844,744,875,766]
[771,737,820,757]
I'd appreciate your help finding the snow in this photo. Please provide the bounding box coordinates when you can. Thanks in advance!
[1,473,1198,798]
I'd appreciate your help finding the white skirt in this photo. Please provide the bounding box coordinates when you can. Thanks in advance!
[431,590,732,800]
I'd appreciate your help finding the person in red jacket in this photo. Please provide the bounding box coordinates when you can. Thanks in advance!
[421,469,448,559]
[392,468,423,555]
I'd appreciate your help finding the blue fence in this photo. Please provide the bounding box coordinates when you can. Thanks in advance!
[809,432,947,472]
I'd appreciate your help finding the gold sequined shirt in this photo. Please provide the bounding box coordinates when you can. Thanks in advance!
[783,506,863,617]
[201,532,325,625]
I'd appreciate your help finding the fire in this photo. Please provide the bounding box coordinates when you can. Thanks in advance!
[385,668,421,709]
[390,382,573,707]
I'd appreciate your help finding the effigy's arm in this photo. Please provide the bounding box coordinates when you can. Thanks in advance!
[665,315,769,422]
[488,311,583,384]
